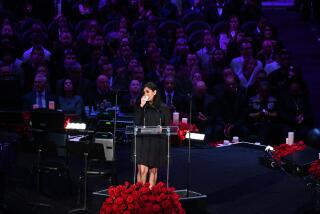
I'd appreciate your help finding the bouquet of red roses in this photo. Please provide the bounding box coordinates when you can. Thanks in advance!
[177,122,199,141]
[272,141,306,161]
[308,160,320,180]
[100,182,185,214]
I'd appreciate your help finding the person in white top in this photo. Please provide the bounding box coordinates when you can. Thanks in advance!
[230,39,263,75]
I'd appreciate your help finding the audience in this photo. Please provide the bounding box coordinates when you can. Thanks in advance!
[0,0,315,145]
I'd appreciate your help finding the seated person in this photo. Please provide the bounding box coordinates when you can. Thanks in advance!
[214,74,249,141]
[23,73,56,111]
[278,78,314,141]
[191,81,217,141]
[56,61,93,102]
[89,74,115,113]
[159,75,188,114]
[58,78,83,117]
[119,79,141,114]
[248,81,278,145]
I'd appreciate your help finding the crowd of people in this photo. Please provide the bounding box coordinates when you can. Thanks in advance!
[0,0,314,144]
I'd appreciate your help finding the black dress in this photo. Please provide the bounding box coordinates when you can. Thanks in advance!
[134,102,171,167]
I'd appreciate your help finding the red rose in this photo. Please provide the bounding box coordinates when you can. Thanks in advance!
[140,195,148,202]
[144,207,153,213]
[152,204,162,213]
[127,196,135,204]
[140,187,150,194]
[114,197,124,205]
[161,200,171,209]
[127,204,135,210]
[121,192,128,199]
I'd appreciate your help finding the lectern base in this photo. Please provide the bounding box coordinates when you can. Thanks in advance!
[175,189,208,214]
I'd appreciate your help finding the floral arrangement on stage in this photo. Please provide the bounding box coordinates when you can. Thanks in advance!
[177,122,199,142]
[100,182,185,214]
[272,141,306,161]
[308,160,320,180]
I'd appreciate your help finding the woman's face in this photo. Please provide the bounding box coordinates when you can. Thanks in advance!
[64,79,73,92]
[143,87,157,102]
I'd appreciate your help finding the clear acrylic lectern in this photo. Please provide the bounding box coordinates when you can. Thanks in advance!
[125,125,178,187]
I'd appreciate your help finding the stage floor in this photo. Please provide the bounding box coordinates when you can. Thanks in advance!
[2,143,314,214]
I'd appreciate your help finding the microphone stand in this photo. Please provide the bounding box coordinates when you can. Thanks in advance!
[187,93,192,197]
[113,90,118,162]
[111,89,119,185]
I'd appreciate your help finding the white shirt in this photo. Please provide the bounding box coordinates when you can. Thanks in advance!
[165,91,174,106]
[264,61,281,76]
[230,56,263,75]
[236,67,260,89]
[216,2,225,16]
[36,91,46,108]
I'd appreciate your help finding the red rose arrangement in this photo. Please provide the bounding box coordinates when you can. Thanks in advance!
[308,160,320,180]
[177,122,199,141]
[272,141,306,161]
[100,182,185,214]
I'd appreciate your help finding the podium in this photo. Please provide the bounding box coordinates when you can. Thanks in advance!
[126,125,178,187]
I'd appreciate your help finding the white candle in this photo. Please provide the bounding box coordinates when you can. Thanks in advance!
[173,112,179,125]
[33,104,39,110]
[49,101,55,110]
[286,138,289,145]
[232,136,239,143]
[288,132,294,145]
[182,118,188,124]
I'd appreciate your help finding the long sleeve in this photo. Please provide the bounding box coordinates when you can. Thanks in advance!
[134,105,144,125]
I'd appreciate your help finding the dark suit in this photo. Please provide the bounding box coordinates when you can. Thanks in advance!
[160,90,189,114]
[214,86,249,140]
[278,92,314,140]
[22,91,57,111]
[191,93,217,141]
[204,1,234,24]
[88,89,115,112]
[118,93,139,114]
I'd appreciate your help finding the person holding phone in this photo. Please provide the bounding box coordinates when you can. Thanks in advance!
[134,82,170,188]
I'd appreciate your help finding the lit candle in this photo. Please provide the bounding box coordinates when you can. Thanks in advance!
[288,132,294,145]
[182,118,188,124]
[173,112,179,125]
[49,101,55,110]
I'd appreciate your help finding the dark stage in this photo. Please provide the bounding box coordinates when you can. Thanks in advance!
[1,142,316,214]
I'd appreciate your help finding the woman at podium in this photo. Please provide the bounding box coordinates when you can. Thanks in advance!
[134,82,170,188]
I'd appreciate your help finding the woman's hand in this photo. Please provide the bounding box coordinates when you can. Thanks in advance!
[140,95,149,108]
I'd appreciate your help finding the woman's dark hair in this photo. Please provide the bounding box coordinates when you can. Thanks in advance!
[61,78,76,97]
[142,81,162,108]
